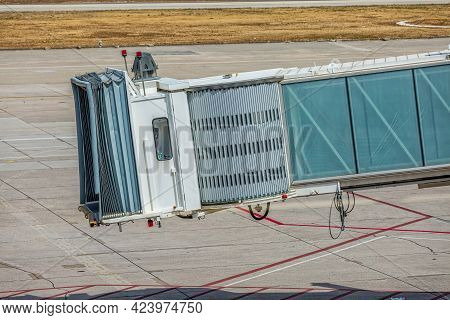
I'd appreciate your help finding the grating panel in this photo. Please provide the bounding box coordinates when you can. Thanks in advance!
[188,83,290,204]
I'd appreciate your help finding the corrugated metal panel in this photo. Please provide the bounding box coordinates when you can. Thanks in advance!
[187,83,290,204]
[72,70,142,222]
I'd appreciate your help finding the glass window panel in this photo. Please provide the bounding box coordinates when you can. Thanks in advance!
[153,117,173,161]
[348,70,423,173]
[283,78,356,180]
[414,65,450,165]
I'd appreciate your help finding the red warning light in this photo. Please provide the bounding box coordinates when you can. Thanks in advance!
[136,51,142,58]
[121,49,127,57]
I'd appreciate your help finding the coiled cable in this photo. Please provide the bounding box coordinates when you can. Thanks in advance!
[329,191,355,239]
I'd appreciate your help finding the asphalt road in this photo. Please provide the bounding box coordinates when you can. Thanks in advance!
[0,38,449,300]
[0,0,449,12]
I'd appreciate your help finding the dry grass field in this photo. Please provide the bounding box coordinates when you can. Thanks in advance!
[0,5,449,49]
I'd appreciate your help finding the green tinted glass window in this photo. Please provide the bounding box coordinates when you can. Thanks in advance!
[414,65,450,165]
[348,70,423,173]
[283,78,356,180]
[153,117,173,161]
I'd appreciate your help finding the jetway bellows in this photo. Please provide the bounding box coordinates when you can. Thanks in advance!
[72,71,142,223]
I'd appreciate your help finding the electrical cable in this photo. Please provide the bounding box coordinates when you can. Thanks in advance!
[329,191,356,239]
[345,191,356,214]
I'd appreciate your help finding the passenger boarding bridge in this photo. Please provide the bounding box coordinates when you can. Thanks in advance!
[71,49,450,232]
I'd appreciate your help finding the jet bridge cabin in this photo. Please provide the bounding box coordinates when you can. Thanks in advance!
[71,49,450,227]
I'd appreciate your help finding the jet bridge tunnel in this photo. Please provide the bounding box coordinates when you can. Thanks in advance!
[71,49,450,226]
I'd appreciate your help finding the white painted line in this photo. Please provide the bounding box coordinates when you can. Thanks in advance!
[225,236,385,287]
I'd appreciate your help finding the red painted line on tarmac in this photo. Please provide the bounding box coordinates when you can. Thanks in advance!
[1,289,36,299]
[0,285,85,297]
[380,292,401,300]
[331,290,357,300]
[4,195,443,300]
[89,285,138,300]
[237,195,448,236]
[354,193,432,218]
[0,284,342,298]
[236,206,284,225]
[202,216,430,287]
[43,285,94,300]
[432,292,449,300]
[283,223,450,235]
[282,288,313,300]
[284,222,388,232]
[232,287,268,300]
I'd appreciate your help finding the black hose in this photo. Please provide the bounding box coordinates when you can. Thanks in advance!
[248,202,271,220]
[345,192,356,214]
[329,198,343,239]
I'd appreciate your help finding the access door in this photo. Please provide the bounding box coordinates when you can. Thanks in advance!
[129,95,181,214]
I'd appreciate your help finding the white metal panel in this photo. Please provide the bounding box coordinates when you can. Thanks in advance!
[168,91,201,211]
[129,95,179,214]
[186,68,285,89]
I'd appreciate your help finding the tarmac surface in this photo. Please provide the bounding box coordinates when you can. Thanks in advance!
[1,0,449,12]
[0,38,450,300]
